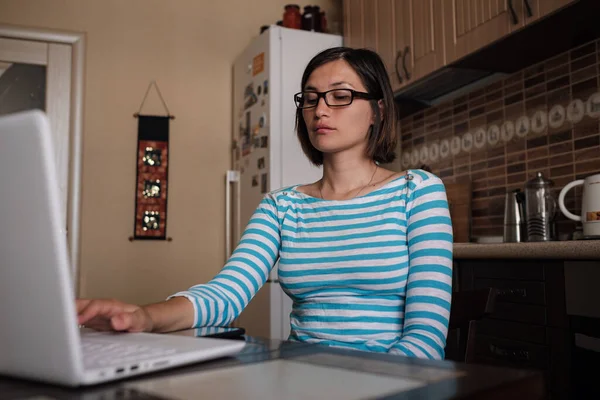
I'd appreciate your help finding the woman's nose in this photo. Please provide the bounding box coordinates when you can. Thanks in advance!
[315,97,330,117]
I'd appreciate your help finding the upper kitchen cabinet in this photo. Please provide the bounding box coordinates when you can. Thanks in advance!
[537,0,577,18]
[343,0,445,92]
[343,0,364,48]
[408,0,445,85]
[343,0,404,90]
[444,0,578,65]
[344,0,581,100]
[444,0,513,64]
[512,0,577,24]
[394,0,411,90]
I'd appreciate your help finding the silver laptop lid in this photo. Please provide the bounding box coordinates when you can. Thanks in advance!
[0,110,84,385]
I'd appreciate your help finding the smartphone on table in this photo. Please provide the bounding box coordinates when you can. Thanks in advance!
[170,326,246,340]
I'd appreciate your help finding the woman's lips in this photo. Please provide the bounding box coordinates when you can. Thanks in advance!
[315,126,334,134]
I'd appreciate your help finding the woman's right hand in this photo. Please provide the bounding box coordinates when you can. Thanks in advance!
[76,299,154,333]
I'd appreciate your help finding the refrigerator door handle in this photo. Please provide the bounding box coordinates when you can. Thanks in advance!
[225,170,240,262]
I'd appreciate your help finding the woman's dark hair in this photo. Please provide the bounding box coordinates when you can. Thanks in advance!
[295,47,397,166]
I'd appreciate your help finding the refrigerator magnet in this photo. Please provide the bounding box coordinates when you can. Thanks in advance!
[261,173,268,193]
[263,80,269,95]
[252,53,265,76]
[243,83,258,110]
[258,157,265,169]
[252,175,259,187]
[260,136,268,148]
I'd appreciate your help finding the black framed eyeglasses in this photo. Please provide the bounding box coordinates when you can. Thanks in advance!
[294,89,378,109]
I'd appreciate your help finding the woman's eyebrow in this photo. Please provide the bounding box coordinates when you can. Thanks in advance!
[331,81,354,87]
[303,81,355,90]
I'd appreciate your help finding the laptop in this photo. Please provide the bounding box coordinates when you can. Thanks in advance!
[0,110,246,386]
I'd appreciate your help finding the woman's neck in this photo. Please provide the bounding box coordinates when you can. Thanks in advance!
[320,152,377,196]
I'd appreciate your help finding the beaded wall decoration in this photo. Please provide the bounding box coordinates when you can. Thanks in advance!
[130,81,174,241]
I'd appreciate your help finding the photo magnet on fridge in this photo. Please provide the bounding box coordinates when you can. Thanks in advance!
[261,173,268,194]
[260,136,268,148]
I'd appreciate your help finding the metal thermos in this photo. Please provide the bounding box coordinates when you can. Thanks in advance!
[503,189,526,242]
[525,172,557,242]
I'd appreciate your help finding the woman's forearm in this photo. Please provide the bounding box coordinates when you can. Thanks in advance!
[143,296,195,333]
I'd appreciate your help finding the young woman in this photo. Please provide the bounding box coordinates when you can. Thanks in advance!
[77,47,453,360]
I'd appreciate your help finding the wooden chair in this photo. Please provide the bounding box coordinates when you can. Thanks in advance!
[448,288,497,363]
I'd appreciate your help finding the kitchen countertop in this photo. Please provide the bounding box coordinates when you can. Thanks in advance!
[454,239,600,260]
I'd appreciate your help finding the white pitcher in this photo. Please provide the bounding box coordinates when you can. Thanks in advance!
[558,173,600,237]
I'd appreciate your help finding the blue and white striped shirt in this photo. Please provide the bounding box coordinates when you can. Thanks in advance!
[171,169,453,360]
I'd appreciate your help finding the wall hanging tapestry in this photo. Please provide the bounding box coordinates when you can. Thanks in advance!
[130,81,174,241]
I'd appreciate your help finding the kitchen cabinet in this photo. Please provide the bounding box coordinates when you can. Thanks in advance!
[514,0,577,25]
[454,259,571,399]
[343,0,445,92]
[389,1,409,169]
[444,0,514,64]
[444,0,577,64]
[343,0,406,90]
[344,0,578,91]
[392,0,411,90]
[409,0,445,85]
[343,0,363,49]
[378,0,396,90]
[538,0,577,18]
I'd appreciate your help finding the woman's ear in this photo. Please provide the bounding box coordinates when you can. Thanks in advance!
[370,100,386,125]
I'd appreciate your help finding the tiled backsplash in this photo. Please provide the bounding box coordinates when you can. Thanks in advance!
[398,39,600,241]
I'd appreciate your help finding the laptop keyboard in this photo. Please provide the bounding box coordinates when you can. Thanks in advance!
[82,337,178,369]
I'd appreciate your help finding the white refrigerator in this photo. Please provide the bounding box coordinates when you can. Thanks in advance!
[226,26,342,340]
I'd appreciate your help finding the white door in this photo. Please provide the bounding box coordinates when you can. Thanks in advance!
[0,27,85,288]
[0,37,72,231]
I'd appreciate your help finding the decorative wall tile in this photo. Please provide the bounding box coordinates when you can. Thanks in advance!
[397,39,600,240]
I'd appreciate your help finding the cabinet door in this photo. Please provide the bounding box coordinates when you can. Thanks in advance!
[343,0,365,48]
[363,1,377,50]
[376,0,396,89]
[410,0,446,82]
[345,0,445,90]
[393,0,411,91]
[539,0,576,17]
[517,0,577,24]
[444,0,514,64]
[343,0,400,90]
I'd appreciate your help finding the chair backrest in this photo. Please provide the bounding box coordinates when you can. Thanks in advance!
[448,288,497,363]
[449,288,496,330]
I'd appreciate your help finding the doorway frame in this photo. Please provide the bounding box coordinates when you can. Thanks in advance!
[0,24,85,288]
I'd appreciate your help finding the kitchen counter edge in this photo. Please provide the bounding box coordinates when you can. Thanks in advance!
[453,240,600,260]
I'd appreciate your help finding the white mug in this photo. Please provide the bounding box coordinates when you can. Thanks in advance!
[558,173,600,237]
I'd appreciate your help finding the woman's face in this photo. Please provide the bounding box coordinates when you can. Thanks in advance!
[301,59,375,158]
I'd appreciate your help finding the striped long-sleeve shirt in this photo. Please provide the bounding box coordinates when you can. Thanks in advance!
[170,169,453,360]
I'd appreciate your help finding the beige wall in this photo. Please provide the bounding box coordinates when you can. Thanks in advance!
[0,0,342,304]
